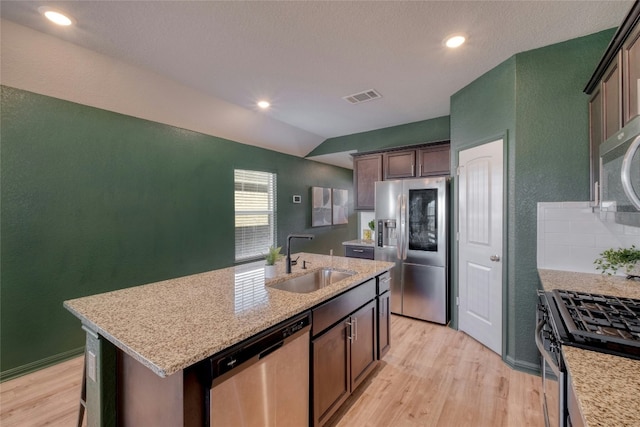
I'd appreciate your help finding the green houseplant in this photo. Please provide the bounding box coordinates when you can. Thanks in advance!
[265,245,284,266]
[594,245,640,278]
[264,246,283,279]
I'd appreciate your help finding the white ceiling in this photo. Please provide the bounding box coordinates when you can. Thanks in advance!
[0,1,633,166]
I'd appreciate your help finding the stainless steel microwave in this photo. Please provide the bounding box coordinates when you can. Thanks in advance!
[600,115,640,227]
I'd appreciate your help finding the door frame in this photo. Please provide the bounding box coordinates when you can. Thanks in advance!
[451,131,510,360]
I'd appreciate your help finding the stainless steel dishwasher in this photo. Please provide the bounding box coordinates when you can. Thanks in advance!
[204,312,311,427]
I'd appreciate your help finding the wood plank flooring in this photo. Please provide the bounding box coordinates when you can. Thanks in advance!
[0,315,543,426]
[327,315,543,427]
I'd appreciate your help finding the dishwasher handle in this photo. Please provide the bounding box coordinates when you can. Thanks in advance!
[259,340,284,359]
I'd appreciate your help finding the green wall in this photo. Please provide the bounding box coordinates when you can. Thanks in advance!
[308,115,450,156]
[0,86,355,380]
[450,29,614,371]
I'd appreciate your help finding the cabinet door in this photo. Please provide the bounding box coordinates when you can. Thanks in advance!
[377,291,391,360]
[312,321,350,427]
[418,144,450,177]
[623,23,640,125]
[589,87,603,201]
[602,52,622,139]
[384,150,416,179]
[349,300,377,391]
[353,154,382,211]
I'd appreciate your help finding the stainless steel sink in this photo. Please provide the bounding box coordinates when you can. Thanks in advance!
[268,268,356,293]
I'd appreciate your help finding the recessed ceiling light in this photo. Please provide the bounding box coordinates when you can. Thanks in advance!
[257,100,270,109]
[38,7,75,26]
[444,34,466,49]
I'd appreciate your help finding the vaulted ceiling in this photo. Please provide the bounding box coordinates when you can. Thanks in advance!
[1,1,633,166]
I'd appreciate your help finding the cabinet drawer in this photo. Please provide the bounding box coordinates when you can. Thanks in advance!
[344,246,374,259]
[312,279,376,336]
[377,271,391,294]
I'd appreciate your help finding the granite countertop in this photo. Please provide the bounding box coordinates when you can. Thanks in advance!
[64,253,393,378]
[538,269,640,427]
[342,239,375,247]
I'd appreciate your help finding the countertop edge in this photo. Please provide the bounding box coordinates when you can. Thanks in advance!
[65,254,394,377]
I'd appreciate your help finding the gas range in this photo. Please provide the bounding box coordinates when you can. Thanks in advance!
[541,289,640,360]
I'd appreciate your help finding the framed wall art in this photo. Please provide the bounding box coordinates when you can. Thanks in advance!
[311,187,332,227]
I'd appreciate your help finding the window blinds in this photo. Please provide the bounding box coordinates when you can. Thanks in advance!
[234,169,277,261]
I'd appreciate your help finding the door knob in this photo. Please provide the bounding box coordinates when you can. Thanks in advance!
[490,255,501,262]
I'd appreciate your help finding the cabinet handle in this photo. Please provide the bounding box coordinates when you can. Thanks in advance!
[353,317,358,341]
[420,164,423,176]
[353,249,364,253]
[411,164,415,176]
[346,320,354,341]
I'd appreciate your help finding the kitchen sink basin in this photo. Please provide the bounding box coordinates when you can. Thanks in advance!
[268,268,356,293]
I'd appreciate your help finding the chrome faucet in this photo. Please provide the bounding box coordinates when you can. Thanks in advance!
[286,233,314,273]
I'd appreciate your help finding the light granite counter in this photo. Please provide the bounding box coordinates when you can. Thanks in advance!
[65,253,394,378]
[538,268,640,427]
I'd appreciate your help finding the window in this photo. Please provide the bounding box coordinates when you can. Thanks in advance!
[234,169,277,262]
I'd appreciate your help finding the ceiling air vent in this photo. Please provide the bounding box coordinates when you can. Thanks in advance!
[343,89,382,104]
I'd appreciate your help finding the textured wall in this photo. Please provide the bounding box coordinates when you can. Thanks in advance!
[511,28,615,368]
[0,86,355,379]
[450,29,615,372]
[308,115,450,156]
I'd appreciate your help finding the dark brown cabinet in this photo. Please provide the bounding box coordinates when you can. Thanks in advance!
[312,320,350,427]
[353,142,450,210]
[585,2,640,200]
[349,300,377,391]
[589,87,603,199]
[376,271,391,360]
[377,291,390,359]
[353,154,382,210]
[602,52,622,140]
[384,150,416,179]
[418,144,450,177]
[623,23,640,126]
[311,279,378,426]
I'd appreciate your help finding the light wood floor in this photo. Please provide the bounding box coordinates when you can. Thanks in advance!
[0,315,543,426]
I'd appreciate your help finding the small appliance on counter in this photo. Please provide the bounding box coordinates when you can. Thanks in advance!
[374,177,449,324]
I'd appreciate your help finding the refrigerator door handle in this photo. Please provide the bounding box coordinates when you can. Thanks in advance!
[400,194,408,260]
[396,194,403,260]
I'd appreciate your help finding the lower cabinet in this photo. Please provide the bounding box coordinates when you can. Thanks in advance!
[311,280,378,426]
[377,290,391,359]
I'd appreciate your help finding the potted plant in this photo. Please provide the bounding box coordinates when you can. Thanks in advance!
[264,246,283,278]
[364,220,375,241]
[594,245,640,278]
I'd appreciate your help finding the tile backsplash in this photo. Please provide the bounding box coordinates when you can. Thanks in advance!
[537,202,640,274]
[359,211,375,240]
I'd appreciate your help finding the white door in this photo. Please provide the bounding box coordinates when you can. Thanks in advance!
[458,139,503,354]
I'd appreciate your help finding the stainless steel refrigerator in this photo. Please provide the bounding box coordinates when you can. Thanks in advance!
[374,177,448,324]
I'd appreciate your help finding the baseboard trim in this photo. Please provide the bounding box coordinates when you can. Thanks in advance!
[1,346,85,382]
[505,355,540,376]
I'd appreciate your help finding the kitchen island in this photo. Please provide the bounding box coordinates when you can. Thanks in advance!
[64,252,394,426]
[538,269,640,427]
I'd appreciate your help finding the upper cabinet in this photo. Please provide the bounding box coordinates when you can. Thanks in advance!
[623,23,640,125]
[384,150,416,179]
[418,144,450,177]
[353,141,450,210]
[584,1,640,200]
[354,154,383,210]
[602,52,622,140]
